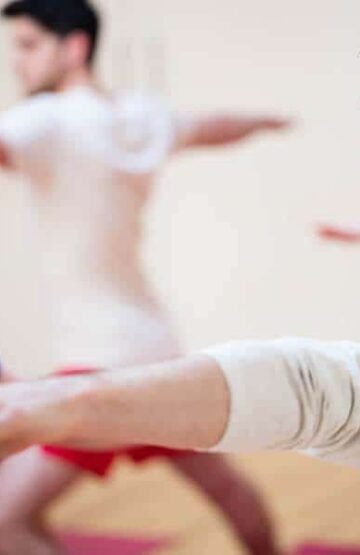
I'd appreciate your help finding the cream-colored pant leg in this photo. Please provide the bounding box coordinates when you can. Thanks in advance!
[204,339,360,468]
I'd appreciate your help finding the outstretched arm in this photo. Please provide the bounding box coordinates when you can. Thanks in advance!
[0,338,360,469]
[0,355,229,456]
[175,114,291,151]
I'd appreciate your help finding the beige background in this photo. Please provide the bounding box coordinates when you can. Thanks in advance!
[0,2,360,553]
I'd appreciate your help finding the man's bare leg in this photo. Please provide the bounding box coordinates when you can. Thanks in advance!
[0,449,279,555]
[0,447,81,555]
[172,453,280,555]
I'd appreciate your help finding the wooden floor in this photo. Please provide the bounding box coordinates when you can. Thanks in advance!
[49,452,360,554]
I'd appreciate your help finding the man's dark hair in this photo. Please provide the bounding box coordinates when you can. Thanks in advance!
[1,0,101,64]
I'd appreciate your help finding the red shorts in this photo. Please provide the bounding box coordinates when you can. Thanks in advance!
[42,367,192,477]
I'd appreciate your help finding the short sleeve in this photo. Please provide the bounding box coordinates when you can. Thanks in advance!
[114,91,176,173]
[0,94,56,174]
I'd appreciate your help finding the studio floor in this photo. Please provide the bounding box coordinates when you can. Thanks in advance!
[49,452,360,554]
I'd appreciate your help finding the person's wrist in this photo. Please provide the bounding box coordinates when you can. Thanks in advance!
[54,371,124,450]
[19,374,103,449]
[57,373,104,446]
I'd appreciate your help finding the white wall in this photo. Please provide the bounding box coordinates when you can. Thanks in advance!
[0,0,359,375]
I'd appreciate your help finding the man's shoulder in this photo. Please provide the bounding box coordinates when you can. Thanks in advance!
[23,92,58,111]
[2,92,58,121]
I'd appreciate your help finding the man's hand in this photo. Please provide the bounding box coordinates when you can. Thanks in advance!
[317,223,360,244]
[0,375,96,459]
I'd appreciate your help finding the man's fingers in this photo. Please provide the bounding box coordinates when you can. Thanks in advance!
[261,118,294,130]
[241,118,294,135]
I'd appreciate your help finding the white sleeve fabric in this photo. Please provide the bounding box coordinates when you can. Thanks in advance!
[202,338,360,469]
[115,91,177,173]
[0,94,56,173]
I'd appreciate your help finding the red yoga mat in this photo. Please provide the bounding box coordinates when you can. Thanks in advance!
[295,544,360,555]
[58,532,170,555]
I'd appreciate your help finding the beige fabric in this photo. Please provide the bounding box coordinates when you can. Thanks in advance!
[204,338,360,468]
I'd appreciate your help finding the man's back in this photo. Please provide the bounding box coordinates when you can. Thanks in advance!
[0,86,176,301]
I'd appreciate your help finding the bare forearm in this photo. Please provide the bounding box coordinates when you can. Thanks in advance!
[71,355,230,451]
[181,114,290,149]
[191,116,253,147]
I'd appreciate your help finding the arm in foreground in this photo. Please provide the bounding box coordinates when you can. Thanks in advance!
[0,338,360,468]
[0,355,229,457]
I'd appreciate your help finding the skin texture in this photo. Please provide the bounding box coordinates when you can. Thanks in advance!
[0,356,228,457]
[178,115,290,150]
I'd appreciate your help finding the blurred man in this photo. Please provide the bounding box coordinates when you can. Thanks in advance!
[0,0,290,553]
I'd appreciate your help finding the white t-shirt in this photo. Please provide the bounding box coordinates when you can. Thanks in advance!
[0,88,176,175]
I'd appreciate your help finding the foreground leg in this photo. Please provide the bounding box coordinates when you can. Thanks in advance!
[172,453,280,555]
[0,447,81,555]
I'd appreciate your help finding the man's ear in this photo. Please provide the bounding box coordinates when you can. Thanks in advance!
[65,31,91,68]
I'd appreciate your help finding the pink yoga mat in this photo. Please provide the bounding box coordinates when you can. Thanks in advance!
[58,532,170,555]
[295,544,360,555]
